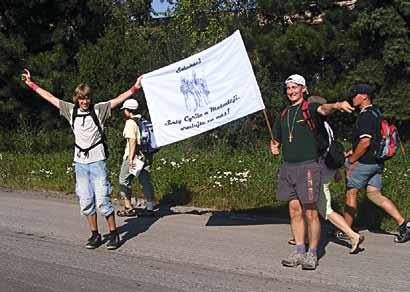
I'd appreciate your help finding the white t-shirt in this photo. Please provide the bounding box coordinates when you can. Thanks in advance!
[60,100,111,164]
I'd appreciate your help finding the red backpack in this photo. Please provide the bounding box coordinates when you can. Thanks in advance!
[367,108,400,160]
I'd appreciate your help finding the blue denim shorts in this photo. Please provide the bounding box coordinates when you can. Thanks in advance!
[75,160,114,217]
[345,160,383,190]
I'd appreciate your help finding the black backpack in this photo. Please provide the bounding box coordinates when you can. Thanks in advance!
[71,104,109,158]
[280,99,345,169]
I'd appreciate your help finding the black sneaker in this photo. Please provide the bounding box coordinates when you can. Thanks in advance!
[106,232,121,250]
[334,230,350,241]
[395,220,410,243]
[85,233,102,249]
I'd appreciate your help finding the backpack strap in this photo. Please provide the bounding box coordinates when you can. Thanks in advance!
[301,100,315,130]
[89,105,109,158]
[280,107,288,120]
[75,140,104,158]
[72,104,109,158]
[280,100,317,132]
[71,104,79,129]
[88,104,105,139]
[364,107,381,119]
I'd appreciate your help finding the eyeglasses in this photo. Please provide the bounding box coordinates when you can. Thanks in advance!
[78,96,90,101]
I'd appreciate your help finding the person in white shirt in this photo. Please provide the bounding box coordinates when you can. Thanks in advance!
[22,69,142,250]
[117,99,155,218]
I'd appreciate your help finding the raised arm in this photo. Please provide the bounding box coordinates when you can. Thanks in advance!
[317,100,354,116]
[110,75,143,109]
[21,69,60,108]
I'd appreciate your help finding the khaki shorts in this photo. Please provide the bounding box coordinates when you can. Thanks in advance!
[317,182,334,219]
[276,160,321,205]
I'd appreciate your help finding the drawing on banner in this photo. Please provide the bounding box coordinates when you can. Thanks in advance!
[180,71,210,112]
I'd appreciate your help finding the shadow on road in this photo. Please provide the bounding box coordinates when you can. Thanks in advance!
[115,184,399,253]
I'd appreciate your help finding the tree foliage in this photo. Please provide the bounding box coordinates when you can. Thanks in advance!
[1,0,410,145]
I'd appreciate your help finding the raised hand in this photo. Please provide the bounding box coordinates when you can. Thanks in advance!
[134,75,143,89]
[337,101,354,113]
[21,69,31,84]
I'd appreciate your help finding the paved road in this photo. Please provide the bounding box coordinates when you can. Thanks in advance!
[0,188,408,292]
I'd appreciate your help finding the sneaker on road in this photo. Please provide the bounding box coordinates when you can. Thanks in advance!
[85,233,102,249]
[394,220,410,243]
[334,230,350,241]
[281,251,305,267]
[350,234,364,254]
[301,251,318,270]
[106,233,121,250]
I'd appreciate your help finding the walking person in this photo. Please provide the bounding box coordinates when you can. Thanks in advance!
[317,164,365,253]
[116,98,156,218]
[342,83,410,243]
[21,69,142,250]
[288,96,365,254]
[270,74,354,270]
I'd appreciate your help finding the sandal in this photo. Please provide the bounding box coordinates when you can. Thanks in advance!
[288,238,296,245]
[287,238,309,245]
[116,207,137,217]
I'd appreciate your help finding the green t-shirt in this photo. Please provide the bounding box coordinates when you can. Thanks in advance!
[273,102,320,163]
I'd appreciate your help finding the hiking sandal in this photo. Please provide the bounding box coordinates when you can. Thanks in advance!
[287,238,309,245]
[116,207,137,217]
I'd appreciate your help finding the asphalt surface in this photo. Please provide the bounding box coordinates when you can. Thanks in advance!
[0,188,409,292]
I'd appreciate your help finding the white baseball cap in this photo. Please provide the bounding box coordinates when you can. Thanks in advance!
[285,74,306,86]
[121,99,139,110]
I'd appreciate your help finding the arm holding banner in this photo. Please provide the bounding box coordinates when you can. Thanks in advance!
[110,75,143,109]
[270,139,280,155]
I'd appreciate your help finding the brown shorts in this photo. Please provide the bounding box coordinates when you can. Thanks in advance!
[276,160,321,205]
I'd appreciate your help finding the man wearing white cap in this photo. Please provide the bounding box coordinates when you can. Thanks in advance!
[270,74,354,270]
[117,99,155,217]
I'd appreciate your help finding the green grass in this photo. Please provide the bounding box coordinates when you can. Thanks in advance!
[0,140,409,231]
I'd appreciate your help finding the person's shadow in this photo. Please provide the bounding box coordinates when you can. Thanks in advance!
[116,187,291,245]
[116,183,204,244]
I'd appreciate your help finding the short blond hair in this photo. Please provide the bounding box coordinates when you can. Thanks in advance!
[72,83,91,104]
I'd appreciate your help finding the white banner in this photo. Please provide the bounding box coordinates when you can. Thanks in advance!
[141,30,265,147]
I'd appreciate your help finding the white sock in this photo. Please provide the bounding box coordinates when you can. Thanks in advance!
[146,201,154,211]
